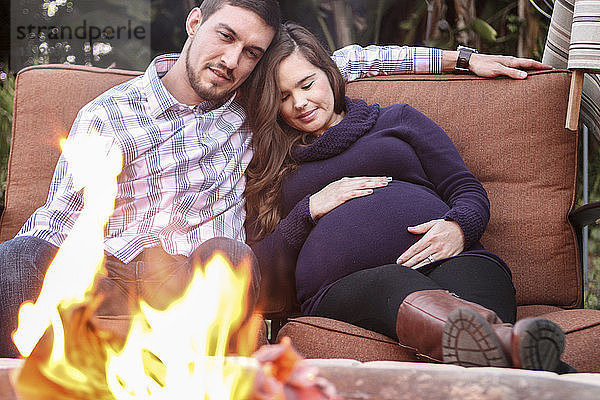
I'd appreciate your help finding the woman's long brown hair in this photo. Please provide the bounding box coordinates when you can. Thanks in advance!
[243,22,346,242]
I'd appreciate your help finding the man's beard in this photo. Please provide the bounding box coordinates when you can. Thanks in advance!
[185,52,236,103]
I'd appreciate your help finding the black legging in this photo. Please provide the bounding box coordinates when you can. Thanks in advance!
[313,256,516,340]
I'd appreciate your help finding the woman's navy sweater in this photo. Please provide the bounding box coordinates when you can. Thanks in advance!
[250,98,510,314]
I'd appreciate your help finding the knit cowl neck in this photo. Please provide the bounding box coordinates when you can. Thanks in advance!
[291,97,380,162]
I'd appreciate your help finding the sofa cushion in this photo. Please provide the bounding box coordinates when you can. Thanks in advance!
[517,304,565,319]
[541,309,600,373]
[278,309,600,372]
[276,316,419,362]
[0,65,141,243]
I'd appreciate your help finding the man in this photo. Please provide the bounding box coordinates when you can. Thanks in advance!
[0,0,550,357]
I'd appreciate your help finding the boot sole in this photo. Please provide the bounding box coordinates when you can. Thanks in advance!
[514,318,565,371]
[442,307,510,367]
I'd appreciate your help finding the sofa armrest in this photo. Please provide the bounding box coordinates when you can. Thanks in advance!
[569,202,600,229]
[568,202,600,296]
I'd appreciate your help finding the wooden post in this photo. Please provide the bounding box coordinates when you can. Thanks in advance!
[566,69,585,131]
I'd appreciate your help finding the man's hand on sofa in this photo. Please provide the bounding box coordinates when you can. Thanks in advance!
[469,53,553,79]
[443,50,553,79]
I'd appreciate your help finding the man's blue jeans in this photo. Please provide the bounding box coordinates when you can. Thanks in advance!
[0,236,57,358]
[0,236,260,358]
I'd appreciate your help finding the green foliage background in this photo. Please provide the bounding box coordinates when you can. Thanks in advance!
[279,0,549,58]
[579,137,600,310]
[0,71,13,211]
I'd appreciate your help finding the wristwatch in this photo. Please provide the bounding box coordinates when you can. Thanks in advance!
[455,45,478,73]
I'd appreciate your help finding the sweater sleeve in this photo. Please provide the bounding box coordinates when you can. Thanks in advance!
[248,195,317,301]
[394,104,490,248]
[275,194,317,251]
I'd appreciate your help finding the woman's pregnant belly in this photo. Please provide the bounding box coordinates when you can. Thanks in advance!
[295,180,450,304]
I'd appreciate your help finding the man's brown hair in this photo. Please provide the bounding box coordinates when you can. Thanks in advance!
[197,0,281,31]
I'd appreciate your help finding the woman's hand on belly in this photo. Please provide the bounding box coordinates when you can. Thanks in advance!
[396,219,465,268]
[309,176,391,220]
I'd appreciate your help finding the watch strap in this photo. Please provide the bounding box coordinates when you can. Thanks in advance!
[455,46,478,73]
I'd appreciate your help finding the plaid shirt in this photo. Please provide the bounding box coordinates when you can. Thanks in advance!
[18,46,442,262]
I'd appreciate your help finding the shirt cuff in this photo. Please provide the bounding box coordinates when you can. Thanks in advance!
[414,47,443,74]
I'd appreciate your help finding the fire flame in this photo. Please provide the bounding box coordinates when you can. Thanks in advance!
[105,252,256,399]
[13,131,121,359]
[12,132,258,399]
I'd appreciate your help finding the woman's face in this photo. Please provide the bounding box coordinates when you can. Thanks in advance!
[277,51,343,136]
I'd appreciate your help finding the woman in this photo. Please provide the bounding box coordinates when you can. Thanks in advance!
[244,22,567,371]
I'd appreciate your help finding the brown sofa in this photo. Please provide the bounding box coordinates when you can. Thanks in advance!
[3,65,600,372]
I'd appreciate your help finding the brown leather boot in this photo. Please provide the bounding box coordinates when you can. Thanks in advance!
[395,289,565,370]
[443,307,565,370]
[395,289,503,363]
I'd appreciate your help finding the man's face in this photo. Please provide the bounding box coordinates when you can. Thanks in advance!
[185,5,275,103]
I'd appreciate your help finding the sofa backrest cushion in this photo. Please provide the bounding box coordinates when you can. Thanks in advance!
[2,66,580,313]
[0,65,141,242]
[344,71,579,309]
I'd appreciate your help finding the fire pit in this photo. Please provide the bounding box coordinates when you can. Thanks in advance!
[3,357,600,400]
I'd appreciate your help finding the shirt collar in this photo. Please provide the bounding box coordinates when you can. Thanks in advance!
[142,53,238,118]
